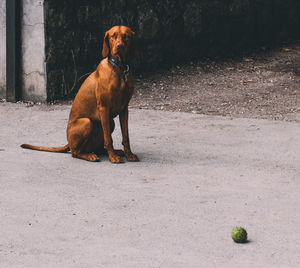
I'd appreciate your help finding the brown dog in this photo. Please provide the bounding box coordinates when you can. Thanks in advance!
[21,26,139,163]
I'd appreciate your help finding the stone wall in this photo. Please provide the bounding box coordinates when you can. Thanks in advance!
[0,0,5,99]
[44,0,103,100]
[44,0,300,100]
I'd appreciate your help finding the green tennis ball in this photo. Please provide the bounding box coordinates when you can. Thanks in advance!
[232,227,247,243]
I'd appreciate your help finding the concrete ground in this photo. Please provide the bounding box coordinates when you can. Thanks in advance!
[0,102,299,268]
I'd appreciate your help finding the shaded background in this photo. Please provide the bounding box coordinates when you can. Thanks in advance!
[44,0,300,100]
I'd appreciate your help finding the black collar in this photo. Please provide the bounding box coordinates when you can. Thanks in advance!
[108,55,130,82]
[108,55,129,72]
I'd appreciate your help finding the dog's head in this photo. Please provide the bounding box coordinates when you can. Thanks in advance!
[102,26,137,61]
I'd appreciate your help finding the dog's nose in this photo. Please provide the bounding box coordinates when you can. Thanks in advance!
[116,43,123,50]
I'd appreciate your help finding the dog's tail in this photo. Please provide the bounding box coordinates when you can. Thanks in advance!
[21,143,70,153]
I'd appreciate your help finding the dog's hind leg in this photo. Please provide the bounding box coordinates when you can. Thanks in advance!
[67,118,102,162]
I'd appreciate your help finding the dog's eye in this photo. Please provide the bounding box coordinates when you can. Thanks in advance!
[111,34,116,39]
[123,34,128,40]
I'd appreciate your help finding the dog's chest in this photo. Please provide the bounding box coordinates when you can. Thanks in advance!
[110,81,132,114]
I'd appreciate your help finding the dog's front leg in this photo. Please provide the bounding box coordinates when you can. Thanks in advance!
[119,106,139,162]
[99,107,122,163]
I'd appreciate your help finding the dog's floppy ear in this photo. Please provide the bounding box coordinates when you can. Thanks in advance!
[102,31,110,58]
[130,31,138,58]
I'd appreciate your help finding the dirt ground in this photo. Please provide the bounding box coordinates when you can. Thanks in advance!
[3,44,299,122]
[131,44,300,122]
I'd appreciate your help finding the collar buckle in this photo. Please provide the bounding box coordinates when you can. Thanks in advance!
[123,64,130,82]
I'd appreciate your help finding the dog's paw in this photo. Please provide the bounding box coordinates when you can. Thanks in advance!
[87,153,100,162]
[72,152,100,162]
[109,154,123,164]
[125,153,139,162]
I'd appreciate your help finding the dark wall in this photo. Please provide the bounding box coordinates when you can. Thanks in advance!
[44,0,300,100]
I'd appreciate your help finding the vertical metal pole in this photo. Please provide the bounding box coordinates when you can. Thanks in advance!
[6,0,20,102]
